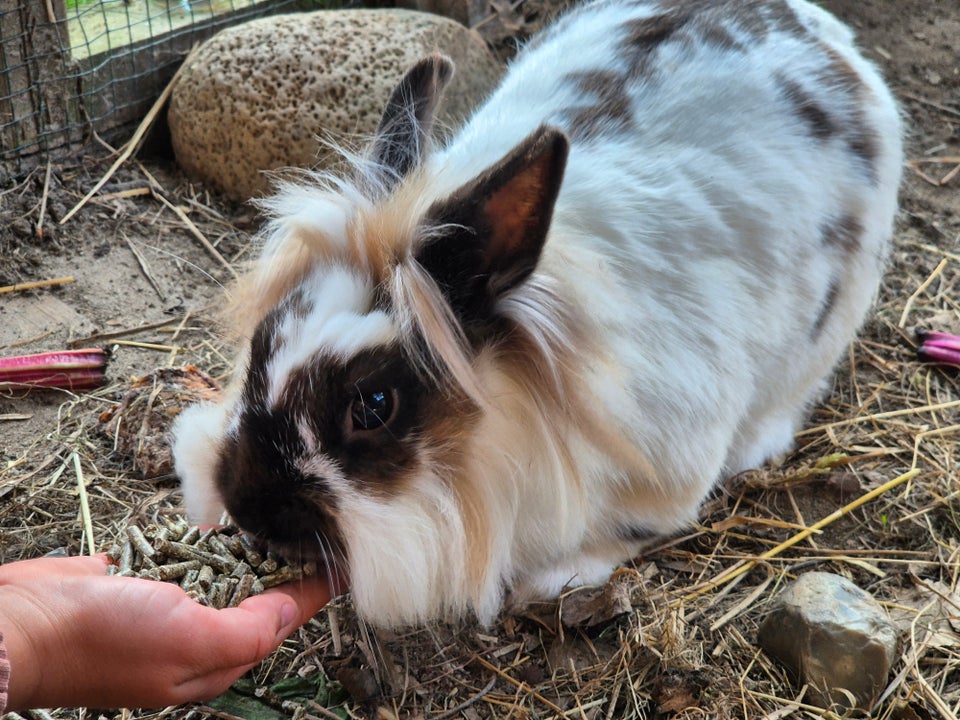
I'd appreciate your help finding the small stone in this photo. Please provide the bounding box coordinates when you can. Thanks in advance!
[758,571,899,712]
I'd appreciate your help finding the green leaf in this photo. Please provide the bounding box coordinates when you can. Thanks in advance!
[270,675,321,700]
[206,688,288,720]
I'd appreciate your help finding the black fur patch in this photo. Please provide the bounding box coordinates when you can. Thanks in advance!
[216,406,336,547]
[219,338,436,551]
[415,221,492,329]
[371,54,455,194]
[619,525,657,543]
[284,347,427,487]
[418,127,567,337]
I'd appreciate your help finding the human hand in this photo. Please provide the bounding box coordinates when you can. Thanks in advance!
[0,554,331,710]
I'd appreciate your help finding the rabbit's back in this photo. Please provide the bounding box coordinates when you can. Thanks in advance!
[429,0,901,538]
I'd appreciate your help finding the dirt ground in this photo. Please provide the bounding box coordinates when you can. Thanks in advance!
[1,0,959,718]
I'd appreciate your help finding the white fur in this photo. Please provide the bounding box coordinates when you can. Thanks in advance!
[171,401,231,525]
[265,266,396,407]
[173,0,902,626]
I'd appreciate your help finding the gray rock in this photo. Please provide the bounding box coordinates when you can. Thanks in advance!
[168,9,503,200]
[758,571,899,712]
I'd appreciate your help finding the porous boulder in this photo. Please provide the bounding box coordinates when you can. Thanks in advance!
[758,571,899,712]
[168,9,503,200]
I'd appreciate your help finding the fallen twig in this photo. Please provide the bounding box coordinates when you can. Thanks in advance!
[0,276,74,294]
[36,161,52,239]
[123,232,166,301]
[140,164,239,280]
[67,317,188,348]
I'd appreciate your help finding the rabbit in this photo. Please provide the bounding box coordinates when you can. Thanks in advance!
[171,0,902,627]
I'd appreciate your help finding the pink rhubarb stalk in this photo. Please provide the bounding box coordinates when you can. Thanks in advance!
[0,348,109,390]
[916,330,960,368]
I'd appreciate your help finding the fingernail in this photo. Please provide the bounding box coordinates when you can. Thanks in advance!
[279,601,298,630]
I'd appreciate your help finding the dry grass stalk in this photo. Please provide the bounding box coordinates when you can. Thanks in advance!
[0,276,74,294]
[140,164,239,281]
[72,452,96,556]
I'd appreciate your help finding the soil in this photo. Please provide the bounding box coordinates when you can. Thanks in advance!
[1,1,958,718]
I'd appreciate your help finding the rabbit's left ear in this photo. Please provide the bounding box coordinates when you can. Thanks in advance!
[417,125,569,329]
[370,53,455,192]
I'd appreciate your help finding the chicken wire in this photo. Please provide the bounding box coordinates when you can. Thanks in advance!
[0,0,311,181]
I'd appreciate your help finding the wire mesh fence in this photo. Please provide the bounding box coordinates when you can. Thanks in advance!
[0,0,315,181]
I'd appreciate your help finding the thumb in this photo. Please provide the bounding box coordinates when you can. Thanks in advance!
[235,578,331,644]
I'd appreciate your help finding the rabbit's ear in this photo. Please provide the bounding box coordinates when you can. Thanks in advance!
[417,125,569,326]
[370,53,455,192]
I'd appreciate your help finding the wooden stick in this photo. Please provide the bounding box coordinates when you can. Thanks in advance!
[472,655,567,715]
[60,45,199,225]
[67,316,189,348]
[110,340,179,352]
[137,160,238,279]
[900,91,960,119]
[123,232,166,301]
[0,276,74,294]
[910,156,960,164]
[97,187,152,202]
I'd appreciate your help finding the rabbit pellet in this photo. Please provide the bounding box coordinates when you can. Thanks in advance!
[106,520,315,609]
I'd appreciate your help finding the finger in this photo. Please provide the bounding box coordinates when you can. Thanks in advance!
[165,580,330,688]
[259,577,333,622]
[0,554,111,579]
[240,577,331,640]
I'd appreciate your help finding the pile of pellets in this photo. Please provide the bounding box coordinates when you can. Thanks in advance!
[107,519,315,609]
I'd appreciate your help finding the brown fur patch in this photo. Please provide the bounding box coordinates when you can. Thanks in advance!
[747,0,807,38]
[811,279,841,339]
[563,70,633,140]
[657,0,808,44]
[624,12,686,50]
[817,46,881,184]
[623,13,687,77]
[776,73,837,140]
[560,0,817,140]
[821,213,864,254]
[697,21,745,51]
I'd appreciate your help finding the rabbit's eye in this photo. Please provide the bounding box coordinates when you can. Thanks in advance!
[349,387,398,432]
